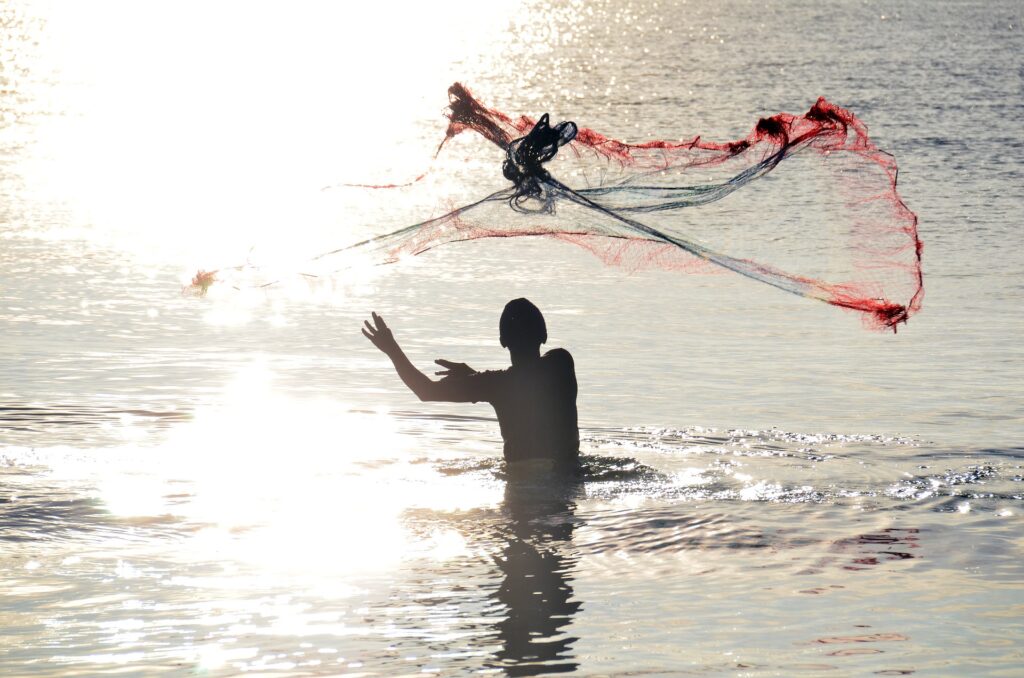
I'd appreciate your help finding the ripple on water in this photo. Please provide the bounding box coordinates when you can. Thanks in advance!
[0,416,1021,676]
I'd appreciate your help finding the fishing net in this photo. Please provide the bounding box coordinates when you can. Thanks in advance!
[188,83,923,331]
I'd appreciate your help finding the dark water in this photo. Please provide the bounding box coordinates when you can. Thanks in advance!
[2,0,1023,675]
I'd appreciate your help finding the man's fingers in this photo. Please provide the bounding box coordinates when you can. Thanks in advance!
[434,359,473,377]
[363,320,375,334]
[361,328,373,341]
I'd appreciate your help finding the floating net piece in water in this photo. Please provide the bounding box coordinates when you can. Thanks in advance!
[188,83,923,331]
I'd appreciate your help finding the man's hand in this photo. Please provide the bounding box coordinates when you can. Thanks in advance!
[434,359,476,378]
[362,312,400,356]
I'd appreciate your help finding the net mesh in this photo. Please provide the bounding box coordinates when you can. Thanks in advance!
[189,83,923,331]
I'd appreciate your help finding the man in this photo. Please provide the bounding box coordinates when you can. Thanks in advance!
[362,298,579,471]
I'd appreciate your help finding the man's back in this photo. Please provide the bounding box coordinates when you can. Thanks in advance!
[462,348,579,465]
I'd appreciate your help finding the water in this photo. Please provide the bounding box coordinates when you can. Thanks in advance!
[2,0,1023,675]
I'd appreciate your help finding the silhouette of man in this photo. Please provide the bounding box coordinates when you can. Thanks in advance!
[362,299,579,471]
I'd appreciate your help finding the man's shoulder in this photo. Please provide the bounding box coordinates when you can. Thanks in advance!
[542,347,575,367]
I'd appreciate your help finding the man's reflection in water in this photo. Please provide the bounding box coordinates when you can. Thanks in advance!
[491,476,582,676]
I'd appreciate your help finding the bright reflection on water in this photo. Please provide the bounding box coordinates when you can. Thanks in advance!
[12,0,519,269]
[84,362,504,570]
[3,0,1024,675]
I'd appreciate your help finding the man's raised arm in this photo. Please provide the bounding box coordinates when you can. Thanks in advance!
[362,312,477,403]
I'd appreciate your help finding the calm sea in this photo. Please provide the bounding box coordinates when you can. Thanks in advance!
[2,0,1022,675]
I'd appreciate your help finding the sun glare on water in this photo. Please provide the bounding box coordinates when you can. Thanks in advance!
[89,361,499,583]
[21,0,517,270]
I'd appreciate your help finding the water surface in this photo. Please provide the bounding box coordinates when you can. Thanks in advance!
[2,1,1023,675]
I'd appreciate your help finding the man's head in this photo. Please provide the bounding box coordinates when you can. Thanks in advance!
[499,298,547,349]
